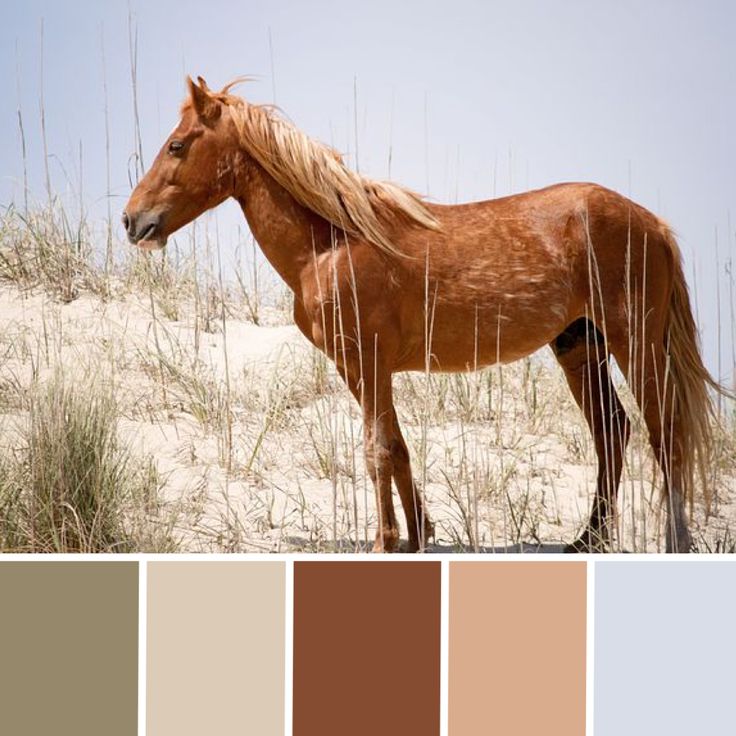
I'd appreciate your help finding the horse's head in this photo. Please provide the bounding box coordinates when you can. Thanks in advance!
[123,77,237,251]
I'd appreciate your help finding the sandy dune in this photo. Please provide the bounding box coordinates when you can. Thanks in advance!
[1,284,733,552]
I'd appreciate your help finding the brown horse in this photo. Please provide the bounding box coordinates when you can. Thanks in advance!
[124,77,725,553]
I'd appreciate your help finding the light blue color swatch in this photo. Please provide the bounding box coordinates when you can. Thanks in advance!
[595,561,736,735]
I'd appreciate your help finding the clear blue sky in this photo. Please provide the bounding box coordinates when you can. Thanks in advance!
[1,0,734,379]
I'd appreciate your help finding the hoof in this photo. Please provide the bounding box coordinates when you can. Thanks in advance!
[405,518,435,553]
[564,532,608,553]
[372,529,400,553]
[665,532,693,554]
[563,539,590,554]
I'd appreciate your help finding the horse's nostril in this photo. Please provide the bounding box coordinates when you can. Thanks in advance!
[122,212,130,231]
[140,223,158,241]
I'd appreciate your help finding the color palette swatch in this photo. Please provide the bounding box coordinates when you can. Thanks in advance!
[595,561,736,736]
[0,562,138,736]
[147,561,285,736]
[449,561,586,735]
[1,558,733,735]
[293,561,441,735]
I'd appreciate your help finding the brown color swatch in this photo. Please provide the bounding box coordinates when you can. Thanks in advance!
[0,561,138,736]
[294,561,441,736]
[449,561,586,736]
[147,561,285,736]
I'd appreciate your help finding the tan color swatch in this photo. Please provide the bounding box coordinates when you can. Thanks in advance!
[0,561,138,736]
[293,561,441,736]
[449,561,586,736]
[147,561,285,736]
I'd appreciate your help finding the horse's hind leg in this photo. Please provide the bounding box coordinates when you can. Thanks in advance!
[612,340,692,552]
[390,408,433,552]
[551,319,630,552]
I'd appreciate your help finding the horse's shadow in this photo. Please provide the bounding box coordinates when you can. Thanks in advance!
[276,537,570,554]
[425,541,568,554]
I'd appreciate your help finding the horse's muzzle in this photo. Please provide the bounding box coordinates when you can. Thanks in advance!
[122,210,163,246]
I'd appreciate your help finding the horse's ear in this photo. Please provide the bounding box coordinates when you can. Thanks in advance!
[187,76,221,124]
[197,76,211,93]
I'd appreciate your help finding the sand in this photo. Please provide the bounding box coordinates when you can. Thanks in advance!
[1,283,733,553]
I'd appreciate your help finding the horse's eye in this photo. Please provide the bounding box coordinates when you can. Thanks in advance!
[168,140,184,154]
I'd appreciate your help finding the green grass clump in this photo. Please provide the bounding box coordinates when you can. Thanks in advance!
[0,373,168,552]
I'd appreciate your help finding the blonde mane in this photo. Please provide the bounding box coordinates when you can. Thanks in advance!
[219,92,439,254]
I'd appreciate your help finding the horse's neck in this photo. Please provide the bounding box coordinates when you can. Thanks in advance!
[234,160,330,292]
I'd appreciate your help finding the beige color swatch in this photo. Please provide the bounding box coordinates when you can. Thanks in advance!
[147,561,284,736]
[0,561,138,736]
[449,561,586,736]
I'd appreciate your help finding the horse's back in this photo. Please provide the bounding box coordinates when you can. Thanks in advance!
[388,182,672,371]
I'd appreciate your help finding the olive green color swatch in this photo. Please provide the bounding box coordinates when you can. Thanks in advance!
[0,561,138,736]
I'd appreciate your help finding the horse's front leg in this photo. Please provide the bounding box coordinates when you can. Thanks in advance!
[364,406,400,553]
[339,357,401,552]
[390,409,433,552]
[303,269,403,552]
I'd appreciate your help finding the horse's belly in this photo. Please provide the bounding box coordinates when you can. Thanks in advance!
[395,304,570,372]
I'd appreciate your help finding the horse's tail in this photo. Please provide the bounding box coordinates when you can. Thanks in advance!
[662,227,730,510]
